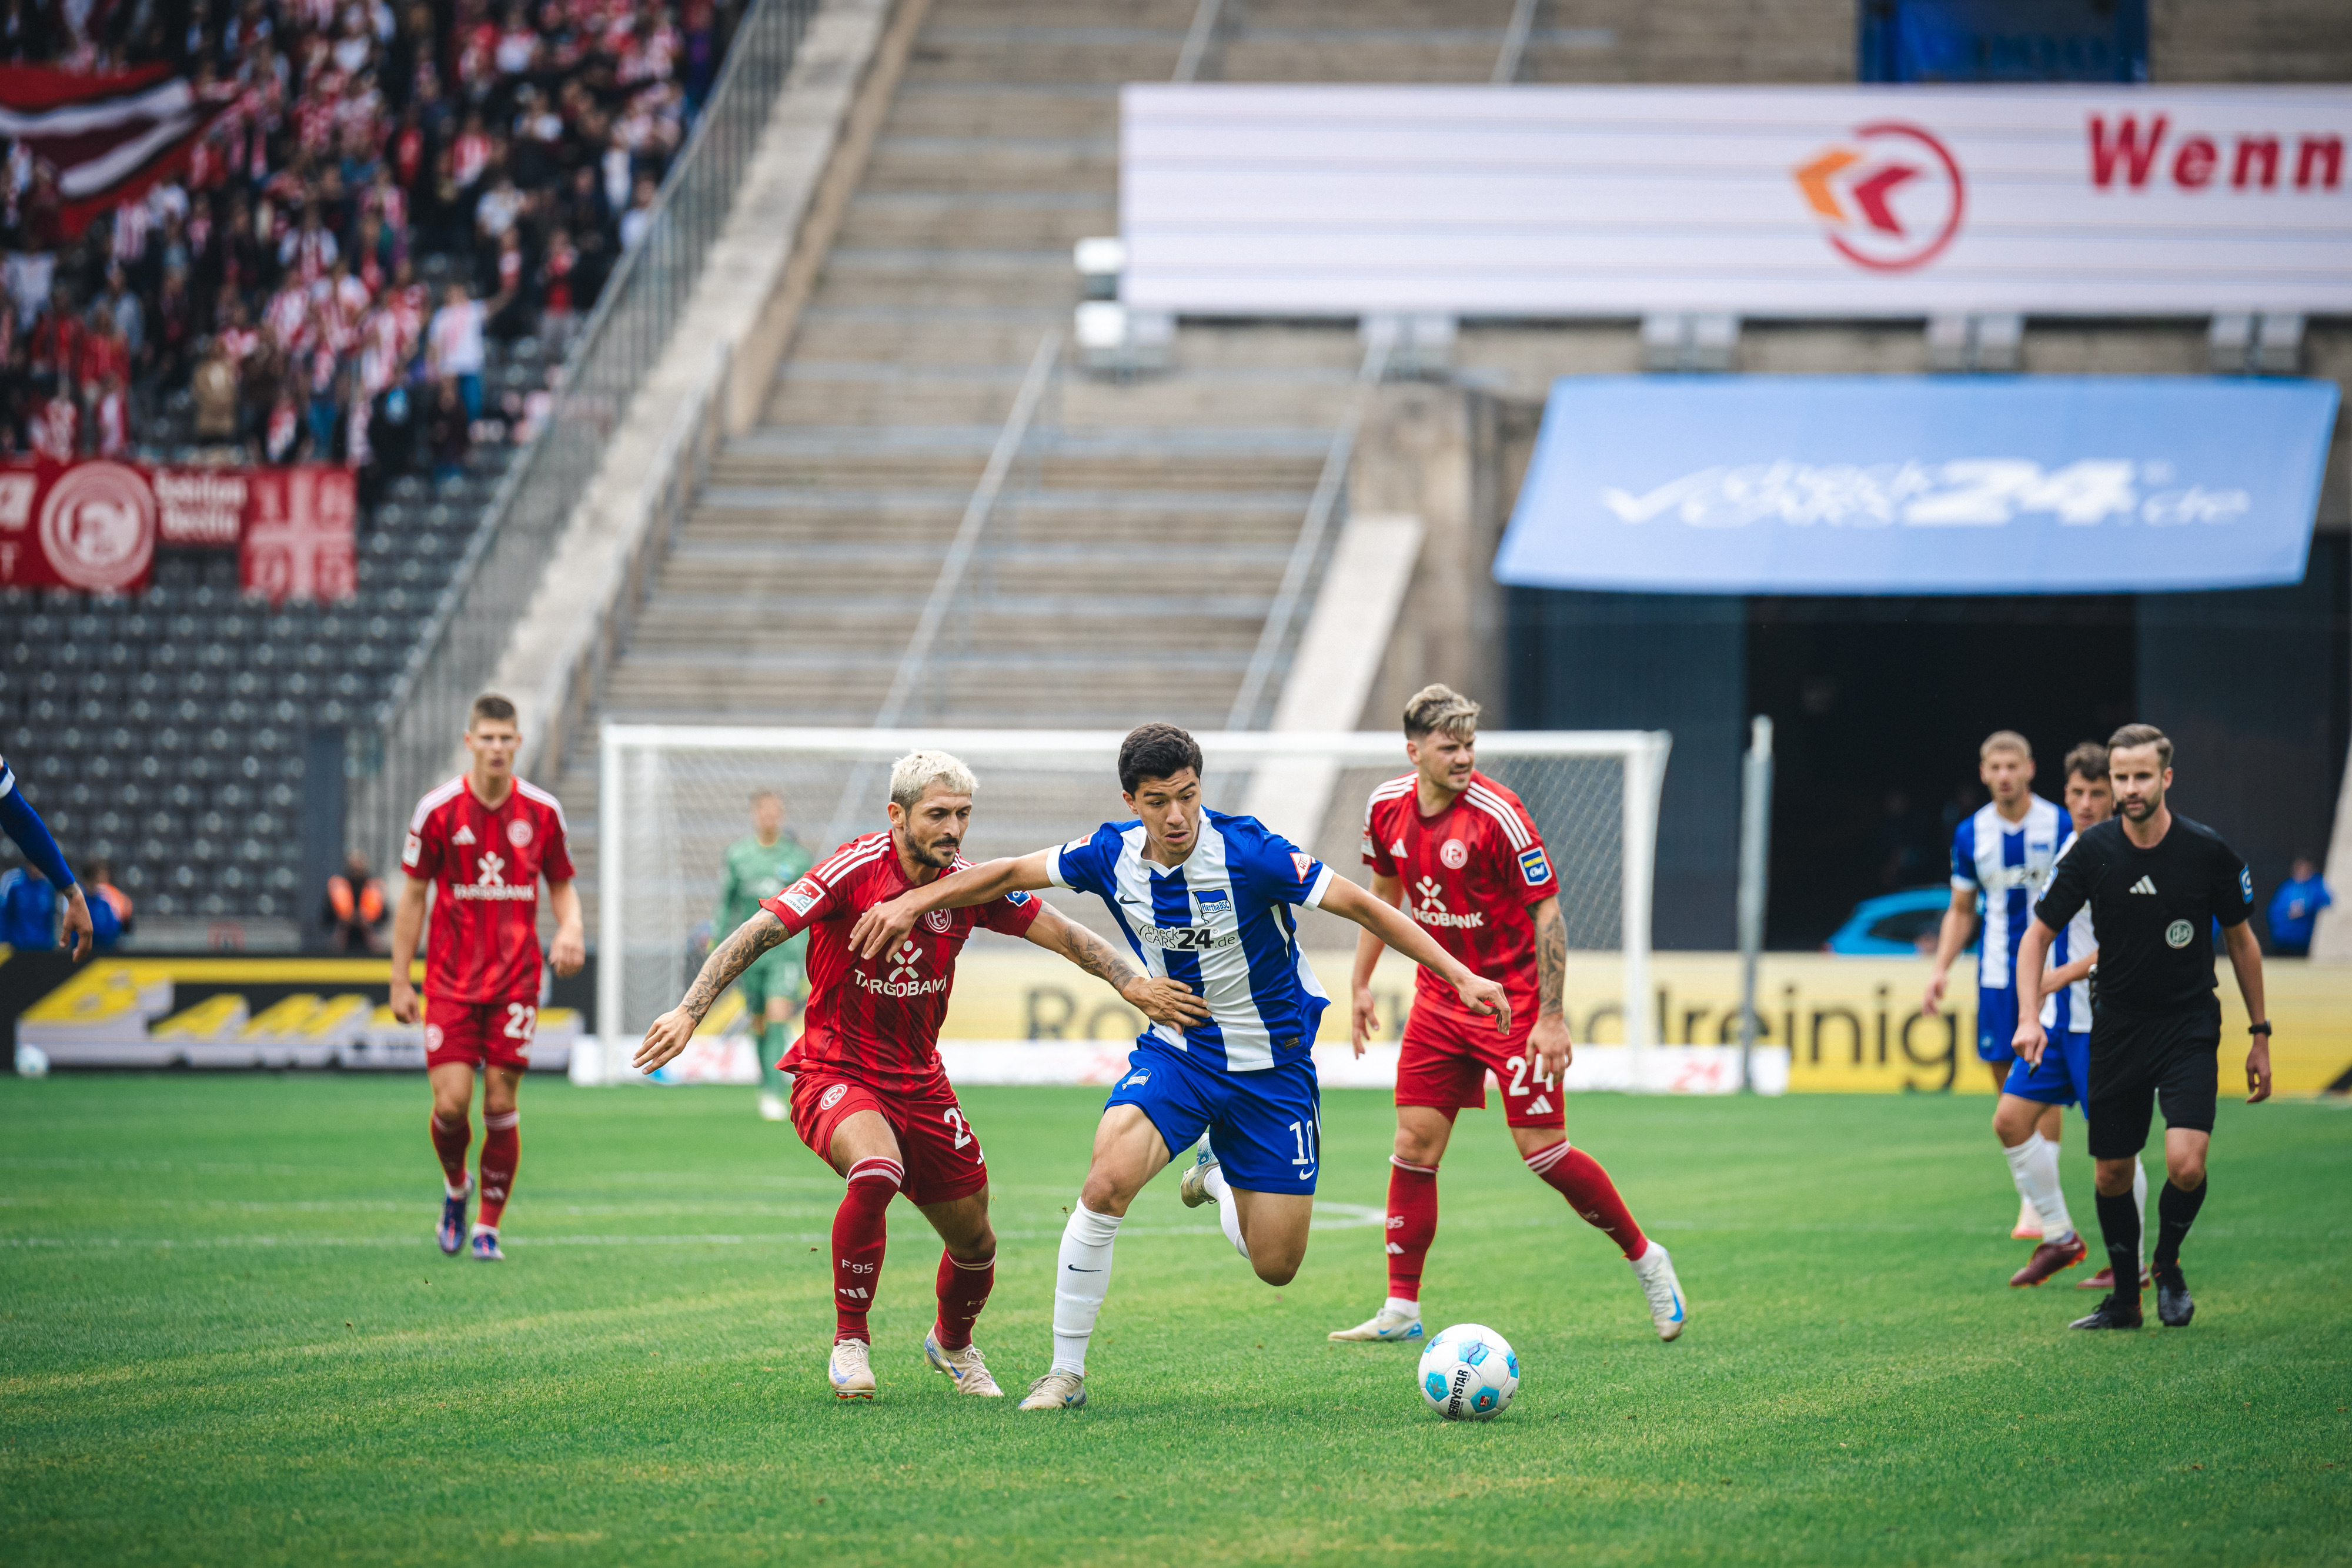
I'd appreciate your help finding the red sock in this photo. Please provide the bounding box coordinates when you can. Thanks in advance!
[476,1110,519,1229]
[833,1156,901,1343]
[1526,1139,1647,1259]
[430,1112,471,1193]
[1385,1156,1439,1303]
[933,1249,995,1350]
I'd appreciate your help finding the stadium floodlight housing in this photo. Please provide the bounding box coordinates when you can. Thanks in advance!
[597,726,1669,1059]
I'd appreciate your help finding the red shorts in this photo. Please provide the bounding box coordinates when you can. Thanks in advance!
[424,996,539,1071]
[1395,1002,1563,1129]
[789,1071,988,1206]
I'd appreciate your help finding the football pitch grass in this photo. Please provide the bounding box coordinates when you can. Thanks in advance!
[2,1076,2347,1566]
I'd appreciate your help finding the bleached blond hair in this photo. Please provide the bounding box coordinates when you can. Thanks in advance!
[889,750,978,813]
[1403,683,1482,741]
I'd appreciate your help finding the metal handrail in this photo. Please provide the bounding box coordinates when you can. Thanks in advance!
[1492,0,1539,83]
[348,0,817,870]
[1173,0,1225,82]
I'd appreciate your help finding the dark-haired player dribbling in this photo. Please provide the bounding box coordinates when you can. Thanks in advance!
[850,723,1514,1411]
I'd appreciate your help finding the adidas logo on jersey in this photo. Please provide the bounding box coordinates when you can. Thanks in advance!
[2130,876,2158,894]
[452,825,477,845]
[1391,838,1407,857]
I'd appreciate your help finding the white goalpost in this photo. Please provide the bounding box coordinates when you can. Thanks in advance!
[594,726,1671,1071]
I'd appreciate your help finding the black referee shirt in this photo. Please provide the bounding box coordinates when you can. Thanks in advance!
[2034,814,2253,1019]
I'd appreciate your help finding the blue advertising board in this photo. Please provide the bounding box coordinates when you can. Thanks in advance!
[1858,0,2147,83]
[1493,376,2337,596]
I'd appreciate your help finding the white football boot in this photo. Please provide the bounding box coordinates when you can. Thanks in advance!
[828,1338,876,1400]
[1328,1301,1426,1343]
[1017,1369,1087,1410]
[757,1091,787,1123]
[923,1332,1004,1396]
[1631,1241,1687,1341]
[1177,1137,1218,1209]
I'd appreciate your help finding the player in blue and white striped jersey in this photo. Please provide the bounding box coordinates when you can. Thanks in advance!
[848,723,1512,1412]
[1922,731,2082,1278]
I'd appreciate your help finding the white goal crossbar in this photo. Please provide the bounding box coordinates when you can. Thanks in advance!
[597,726,1671,1060]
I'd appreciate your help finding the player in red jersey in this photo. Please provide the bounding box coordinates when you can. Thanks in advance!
[389,694,584,1262]
[633,750,1205,1402]
[1328,685,1689,1345]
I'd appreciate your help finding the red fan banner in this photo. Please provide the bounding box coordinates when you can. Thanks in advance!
[0,460,354,603]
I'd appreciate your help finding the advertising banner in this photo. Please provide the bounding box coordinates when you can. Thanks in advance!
[6,956,575,1071]
[1493,376,2337,595]
[9,948,2343,1094]
[0,460,353,601]
[1120,85,2352,316]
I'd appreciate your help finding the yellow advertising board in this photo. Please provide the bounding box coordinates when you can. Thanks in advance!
[941,945,2351,1096]
[7,948,2343,1094]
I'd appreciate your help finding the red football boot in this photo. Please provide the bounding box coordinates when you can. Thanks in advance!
[2010,1233,2089,1287]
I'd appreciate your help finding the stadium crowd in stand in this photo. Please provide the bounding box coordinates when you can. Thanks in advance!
[0,0,739,496]
[0,0,747,938]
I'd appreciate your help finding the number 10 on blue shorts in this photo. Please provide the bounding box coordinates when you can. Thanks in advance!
[1105,1040,1322,1193]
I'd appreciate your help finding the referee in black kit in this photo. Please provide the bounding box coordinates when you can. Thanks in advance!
[2012,724,2272,1330]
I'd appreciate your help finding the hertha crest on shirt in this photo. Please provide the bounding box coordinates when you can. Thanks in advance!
[1518,846,1554,885]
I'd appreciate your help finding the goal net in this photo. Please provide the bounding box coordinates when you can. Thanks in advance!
[596,726,1669,1058]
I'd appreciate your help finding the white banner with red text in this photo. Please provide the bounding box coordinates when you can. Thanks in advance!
[1120,85,2352,316]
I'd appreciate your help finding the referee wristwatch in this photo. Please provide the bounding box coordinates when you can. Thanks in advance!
[2247,1021,2273,1036]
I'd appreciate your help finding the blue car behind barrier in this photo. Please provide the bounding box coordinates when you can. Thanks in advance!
[1823,887,1969,957]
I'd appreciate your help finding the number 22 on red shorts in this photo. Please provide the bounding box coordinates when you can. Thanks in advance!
[424,995,539,1069]
[789,1074,988,1205]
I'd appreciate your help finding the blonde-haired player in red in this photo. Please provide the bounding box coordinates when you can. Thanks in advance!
[1329,685,1688,1345]
[633,750,1206,1401]
[389,693,584,1262]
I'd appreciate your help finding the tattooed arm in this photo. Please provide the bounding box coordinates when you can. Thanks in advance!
[1529,895,1573,1080]
[632,910,790,1074]
[1023,902,1211,1030]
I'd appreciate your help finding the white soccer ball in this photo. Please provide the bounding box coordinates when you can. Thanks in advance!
[1417,1323,1519,1420]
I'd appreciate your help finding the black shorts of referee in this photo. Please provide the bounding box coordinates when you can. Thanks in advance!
[2084,1008,2219,1161]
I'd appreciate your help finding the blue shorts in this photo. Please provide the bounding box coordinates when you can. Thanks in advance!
[1976,985,2018,1064]
[2003,1030,2092,1108]
[1105,1040,1321,1194]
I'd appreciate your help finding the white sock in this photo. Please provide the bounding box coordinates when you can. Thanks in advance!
[1050,1202,1121,1375]
[445,1180,468,1201]
[2002,1134,2073,1242]
[470,1221,496,1237]
[1217,1185,1250,1259]
[2132,1157,2149,1271]
[1203,1164,1231,1202]
[1384,1295,1419,1317]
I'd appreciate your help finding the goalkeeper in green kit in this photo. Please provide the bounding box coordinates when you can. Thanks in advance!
[716,790,815,1121]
